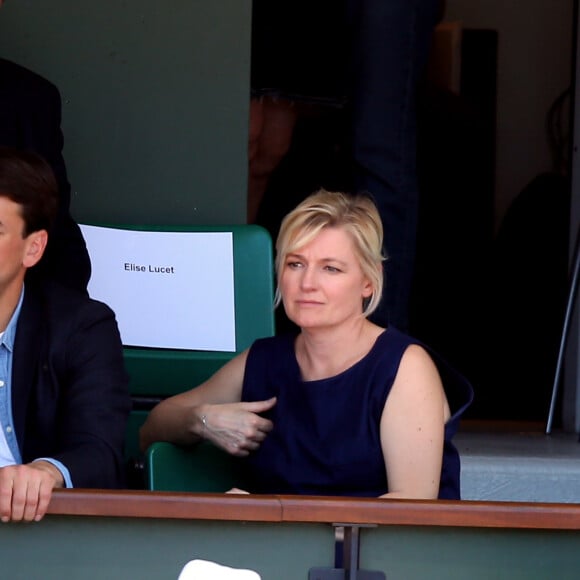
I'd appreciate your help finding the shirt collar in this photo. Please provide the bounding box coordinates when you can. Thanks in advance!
[1,287,24,353]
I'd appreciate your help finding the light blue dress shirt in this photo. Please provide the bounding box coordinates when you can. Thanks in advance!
[0,287,72,487]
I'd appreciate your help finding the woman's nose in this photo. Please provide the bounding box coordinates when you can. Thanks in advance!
[300,266,317,290]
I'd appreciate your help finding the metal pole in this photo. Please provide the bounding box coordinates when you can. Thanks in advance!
[547,227,580,433]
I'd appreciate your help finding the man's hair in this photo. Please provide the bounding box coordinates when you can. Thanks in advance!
[275,189,386,317]
[0,146,58,236]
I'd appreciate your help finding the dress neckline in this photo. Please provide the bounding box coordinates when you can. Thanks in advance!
[291,327,390,384]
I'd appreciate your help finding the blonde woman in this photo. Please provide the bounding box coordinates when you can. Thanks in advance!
[141,190,472,499]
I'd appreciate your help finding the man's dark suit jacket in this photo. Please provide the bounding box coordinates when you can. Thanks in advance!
[0,58,91,292]
[13,280,131,488]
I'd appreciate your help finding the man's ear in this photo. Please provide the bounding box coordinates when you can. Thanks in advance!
[22,230,48,268]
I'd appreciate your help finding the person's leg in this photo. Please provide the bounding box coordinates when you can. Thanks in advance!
[345,0,440,330]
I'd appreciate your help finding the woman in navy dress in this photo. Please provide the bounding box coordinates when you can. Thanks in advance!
[141,190,472,499]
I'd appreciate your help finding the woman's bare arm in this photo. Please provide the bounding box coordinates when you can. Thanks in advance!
[379,344,450,499]
[140,350,276,455]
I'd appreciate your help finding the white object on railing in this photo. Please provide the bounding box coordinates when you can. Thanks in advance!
[178,559,261,580]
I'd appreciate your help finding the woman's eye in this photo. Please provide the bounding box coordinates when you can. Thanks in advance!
[287,261,302,269]
[324,265,341,273]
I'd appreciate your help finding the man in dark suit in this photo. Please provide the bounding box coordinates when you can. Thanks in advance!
[0,56,91,291]
[0,147,130,522]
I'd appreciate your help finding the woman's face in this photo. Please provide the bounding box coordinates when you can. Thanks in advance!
[280,226,373,331]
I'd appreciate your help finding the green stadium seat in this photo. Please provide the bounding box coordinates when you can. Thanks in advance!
[83,223,275,488]
[146,441,237,492]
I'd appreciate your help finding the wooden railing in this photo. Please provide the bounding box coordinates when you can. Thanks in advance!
[2,489,577,579]
[47,488,580,530]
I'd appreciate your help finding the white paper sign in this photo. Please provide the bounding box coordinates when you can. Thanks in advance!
[80,225,236,351]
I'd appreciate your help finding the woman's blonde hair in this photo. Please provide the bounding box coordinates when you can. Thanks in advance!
[275,189,386,317]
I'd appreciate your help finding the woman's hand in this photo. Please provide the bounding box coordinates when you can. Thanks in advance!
[200,397,276,457]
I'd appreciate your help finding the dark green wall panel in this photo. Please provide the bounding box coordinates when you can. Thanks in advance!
[362,525,580,579]
[0,0,251,225]
[1,516,334,579]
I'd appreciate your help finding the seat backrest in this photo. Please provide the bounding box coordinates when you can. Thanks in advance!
[81,223,275,398]
[147,441,237,492]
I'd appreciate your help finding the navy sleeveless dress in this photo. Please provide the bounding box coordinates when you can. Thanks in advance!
[239,327,473,499]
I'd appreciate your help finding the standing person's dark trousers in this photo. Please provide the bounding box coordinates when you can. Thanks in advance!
[345,0,440,330]
[0,58,91,292]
